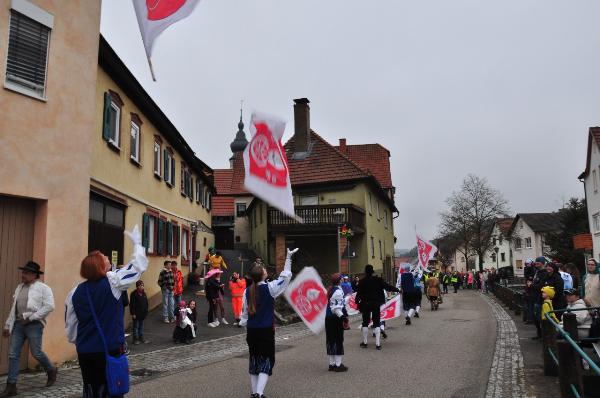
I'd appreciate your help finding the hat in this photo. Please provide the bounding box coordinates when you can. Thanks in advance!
[330,273,342,284]
[564,288,579,296]
[525,258,534,265]
[19,261,43,275]
[541,286,555,299]
[535,256,547,265]
[206,268,223,278]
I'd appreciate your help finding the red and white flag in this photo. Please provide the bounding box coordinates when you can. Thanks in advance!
[417,234,437,271]
[133,0,201,78]
[243,112,296,218]
[284,267,328,334]
[379,294,402,321]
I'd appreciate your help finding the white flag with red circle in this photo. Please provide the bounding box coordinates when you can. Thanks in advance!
[133,0,201,57]
[284,267,327,334]
[417,235,437,271]
[243,112,295,218]
[379,294,402,321]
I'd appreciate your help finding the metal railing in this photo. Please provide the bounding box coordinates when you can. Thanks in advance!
[268,204,366,231]
[491,284,525,316]
[543,307,600,398]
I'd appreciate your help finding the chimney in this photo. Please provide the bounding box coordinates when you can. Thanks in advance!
[339,138,347,153]
[293,98,310,153]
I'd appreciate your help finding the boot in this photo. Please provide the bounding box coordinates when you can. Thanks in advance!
[46,367,58,387]
[0,383,17,397]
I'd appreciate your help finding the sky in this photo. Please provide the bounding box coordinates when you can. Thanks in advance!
[100,0,600,249]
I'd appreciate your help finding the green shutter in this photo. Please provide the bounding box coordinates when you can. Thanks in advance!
[158,219,165,254]
[163,150,168,182]
[102,92,111,141]
[142,213,150,251]
[171,157,175,186]
[175,226,181,256]
[167,221,173,255]
[190,177,194,201]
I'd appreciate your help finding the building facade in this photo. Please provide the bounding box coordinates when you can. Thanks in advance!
[508,213,561,274]
[476,218,514,273]
[0,0,102,370]
[579,127,600,259]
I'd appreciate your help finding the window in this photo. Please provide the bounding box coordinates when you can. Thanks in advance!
[6,6,53,99]
[101,92,122,148]
[461,257,465,262]
[499,235,503,245]
[384,210,388,228]
[594,170,598,192]
[236,203,247,217]
[181,227,190,263]
[164,149,175,186]
[142,214,156,254]
[196,180,201,203]
[516,259,523,270]
[368,193,373,215]
[379,240,382,260]
[594,213,600,232]
[153,141,161,177]
[515,238,522,249]
[525,237,532,249]
[206,192,211,211]
[299,195,318,206]
[169,223,180,256]
[370,236,375,258]
[377,201,381,220]
[493,238,497,246]
[501,253,506,262]
[130,121,140,163]
[157,218,166,255]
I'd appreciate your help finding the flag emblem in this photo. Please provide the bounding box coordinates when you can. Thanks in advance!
[146,0,187,20]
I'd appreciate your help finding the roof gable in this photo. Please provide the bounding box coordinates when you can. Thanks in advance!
[509,213,561,235]
[335,143,393,188]
[579,127,600,179]
[496,217,514,235]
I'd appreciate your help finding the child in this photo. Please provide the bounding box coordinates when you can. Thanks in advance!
[240,248,298,398]
[206,269,227,327]
[326,273,348,372]
[130,280,149,344]
[229,272,246,326]
[541,286,559,324]
[173,300,196,344]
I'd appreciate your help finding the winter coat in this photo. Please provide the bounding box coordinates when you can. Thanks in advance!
[565,299,592,331]
[584,273,600,307]
[228,278,246,298]
[129,290,149,320]
[544,271,566,310]
[426,277,440,297]
[356,275,398,306]
[532,268,548,304]
[206,278,224,300]
[173,269,184,296]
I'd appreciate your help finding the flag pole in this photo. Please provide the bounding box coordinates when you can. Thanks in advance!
[146,55,157,82]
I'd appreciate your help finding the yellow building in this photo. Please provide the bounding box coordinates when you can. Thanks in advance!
[92,36,215,309]
[0,0,102,370]
[248,99,397,280]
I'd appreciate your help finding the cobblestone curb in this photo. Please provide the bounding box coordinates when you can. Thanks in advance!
[481,293,526,398]
[1,322,313,398]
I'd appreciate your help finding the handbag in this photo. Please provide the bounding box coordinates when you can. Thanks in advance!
[85,283,130,396]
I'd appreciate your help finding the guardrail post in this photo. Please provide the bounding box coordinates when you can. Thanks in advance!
[542,320,559,376]
[557,340,583,398]
[562,312,579,342]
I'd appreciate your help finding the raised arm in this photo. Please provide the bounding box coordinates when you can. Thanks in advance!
[267,248,298,298]
[107,225,149,300]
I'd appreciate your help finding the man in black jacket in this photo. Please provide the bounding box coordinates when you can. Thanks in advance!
[531,257,548,339]
[355,265,399,350]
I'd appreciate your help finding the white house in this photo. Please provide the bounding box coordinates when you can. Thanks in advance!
[479,217,514,272]
[579,127,600,259]
[508,213,561,276]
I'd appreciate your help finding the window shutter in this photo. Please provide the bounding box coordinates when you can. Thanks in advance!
[102,92,111,141]
[6,11,50,96]
[142,214,150,251]
[190,177,194,201]
[171,157,176,186]
[163,150,168,182]
[207,193,212,211]
[176,226,181,256]
[157,219,165,254]
[167,222,173,255]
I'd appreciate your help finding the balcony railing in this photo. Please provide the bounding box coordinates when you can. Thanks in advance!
[268,204,365,232]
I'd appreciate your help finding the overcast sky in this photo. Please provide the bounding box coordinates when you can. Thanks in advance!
[101,0,600,249]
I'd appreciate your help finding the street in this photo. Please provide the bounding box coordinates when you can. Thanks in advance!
[130,291,496,398]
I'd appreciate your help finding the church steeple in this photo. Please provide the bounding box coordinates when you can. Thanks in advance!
[230,105,248,153]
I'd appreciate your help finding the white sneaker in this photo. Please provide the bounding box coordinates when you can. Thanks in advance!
[214,320,220,326]
[233,322,239,326]
[221,319,229,325]
[208,322,217,328]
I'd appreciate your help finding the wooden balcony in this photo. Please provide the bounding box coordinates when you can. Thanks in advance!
[268,204,365,233]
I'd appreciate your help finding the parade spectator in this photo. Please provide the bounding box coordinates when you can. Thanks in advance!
[173,300,196,344]
[451,271,460,293]
[523,278,535,324]
[229,272,246,326]
[341,275,353,296]
[442,272,450,294]
[209,250,228,270]
[129,280,149,345]
[584,258,600,307]
[531,257,549,339]
[541,286,559,324]
[479,271,486,293]
[65,226,148,397]
[544,262,565,313]
[557,263,573,290]
[1,261,56,397]
[357,264,399,350]
[524,258,536,280]
[158,260,175,323]
[206,269,226,327]
[171,261,183,318]
[325,273,348,372]
[564,263,581,292]
[351,275,360,292]
[467,272,474,289]
[562,289,592,338]
[240,248,298,398]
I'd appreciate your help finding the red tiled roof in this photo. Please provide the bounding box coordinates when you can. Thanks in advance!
[496,217,514,235]
[214,169,233,195]
[285,131,370,186]
[212,196,234,216]
[335,143,393,189]
[213,153,249,196]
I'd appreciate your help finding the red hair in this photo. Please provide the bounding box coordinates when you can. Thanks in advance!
[80,251,107,281]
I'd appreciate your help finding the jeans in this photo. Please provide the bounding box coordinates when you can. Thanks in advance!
[132,319,145,340]
[173,294,182,318]
[162,289,174,320]
[8,321,54,383]
[524,298,535,322]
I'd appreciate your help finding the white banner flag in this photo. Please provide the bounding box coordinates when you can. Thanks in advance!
[284,267,327,334]
[243,112,296,218]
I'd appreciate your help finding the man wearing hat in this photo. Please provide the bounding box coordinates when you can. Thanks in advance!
[1,261,56,397]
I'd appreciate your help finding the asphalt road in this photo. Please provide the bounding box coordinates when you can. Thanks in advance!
[130,291,495,398]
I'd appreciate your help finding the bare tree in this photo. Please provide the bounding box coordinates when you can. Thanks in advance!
[440,174,509,271]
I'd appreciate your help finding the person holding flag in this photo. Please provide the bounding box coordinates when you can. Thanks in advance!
[355,265,399,350]
[240,248,298,398]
